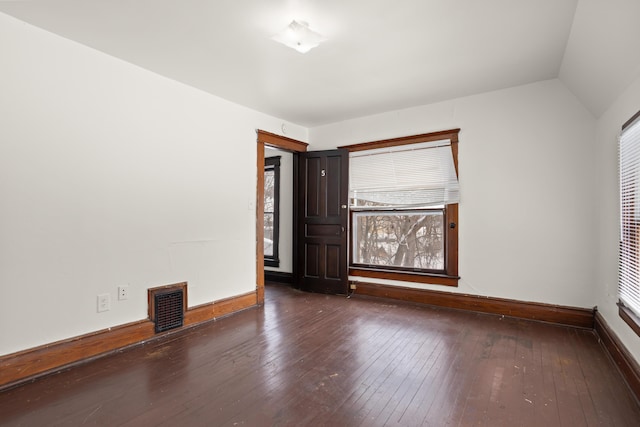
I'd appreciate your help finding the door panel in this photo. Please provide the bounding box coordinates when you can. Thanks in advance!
[306,224,341,237]
[297,149,348,294]
[305,157,321,217]
[326,155,343,217]
[305,244,320,277]
[325,245,342,279]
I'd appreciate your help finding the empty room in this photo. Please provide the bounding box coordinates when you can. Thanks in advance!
[1,1,640,425]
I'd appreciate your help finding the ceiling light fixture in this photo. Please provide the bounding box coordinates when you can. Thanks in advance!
[271,20,326,54]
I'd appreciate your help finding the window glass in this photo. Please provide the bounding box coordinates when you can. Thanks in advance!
[353,209,444,271]
[264,169,275,257]
[264,157,280,266]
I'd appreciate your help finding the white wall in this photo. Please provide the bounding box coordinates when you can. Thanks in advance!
[4,6,634,365]
[594,74,640,362]
[264,147,293,273]
[0,12,307,356]
[559,0,640,118]
[310,79,597,308]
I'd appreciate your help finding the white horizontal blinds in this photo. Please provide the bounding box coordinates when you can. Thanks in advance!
[349,139,459,208]
[619,115,640,317]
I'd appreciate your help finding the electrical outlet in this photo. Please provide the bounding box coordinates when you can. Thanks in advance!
[350,284,357,290]
[118,286,129,301]
[97,293,110,312]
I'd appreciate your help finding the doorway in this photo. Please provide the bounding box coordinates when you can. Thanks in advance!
[255,130,308,303]
[256,131,349,300]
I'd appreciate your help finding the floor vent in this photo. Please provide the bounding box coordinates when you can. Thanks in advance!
[148,282,187,333]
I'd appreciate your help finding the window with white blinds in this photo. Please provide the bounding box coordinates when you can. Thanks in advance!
[349,139,460,208]
[343,129,460,285]
[619,112,640,319]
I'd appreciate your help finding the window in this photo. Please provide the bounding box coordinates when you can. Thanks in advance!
[264,156,280,267]
[340,129,460,286]
[618,110,640,336]
[352,209,445,271]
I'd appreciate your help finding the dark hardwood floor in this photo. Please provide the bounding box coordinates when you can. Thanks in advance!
[1,284,639,426]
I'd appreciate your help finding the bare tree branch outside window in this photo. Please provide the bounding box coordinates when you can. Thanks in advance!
[353,209,444,271]
[264,169,275,257]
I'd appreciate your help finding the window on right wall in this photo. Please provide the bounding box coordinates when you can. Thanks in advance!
[618,110,640,336]
[340,129,460,287]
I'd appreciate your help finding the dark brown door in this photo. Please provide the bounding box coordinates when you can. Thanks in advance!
[296,149,349,294]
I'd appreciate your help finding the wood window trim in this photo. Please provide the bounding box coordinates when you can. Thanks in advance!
[338,128,460,152]
[340,129,460,287]
[349,204,459,287]
[622,110,640,131]
[350,268,459,287]
[618,301,640,337]
[264,156,280,267]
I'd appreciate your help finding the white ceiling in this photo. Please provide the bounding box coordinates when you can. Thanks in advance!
[1,0,639,127]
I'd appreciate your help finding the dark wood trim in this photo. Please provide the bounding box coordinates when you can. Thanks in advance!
[622,110,640,131]
[0,320,155,392]
[618,301,640,337]
[292,153,301,289]
[353,281,595,328]
[265,270,294,284]
[256,130,308,304]
[445,203,458,277]
[264,156,281,267]
[184,291,257,326]
[338,128,460,152]
[147,282,187,321]
[350,268,459,287]
[257,129,309,152]
[0,290,257,391]
[594,311,640,403]
[450,138,459,178]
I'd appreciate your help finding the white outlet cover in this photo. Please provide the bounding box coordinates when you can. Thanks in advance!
[97,293,110,312]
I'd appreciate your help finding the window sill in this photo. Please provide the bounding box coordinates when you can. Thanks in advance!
[265,259,280,268]
[618,301,640,337]
[349,267,459,287]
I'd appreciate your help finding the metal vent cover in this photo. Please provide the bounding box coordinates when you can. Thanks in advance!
[154,289,184,333]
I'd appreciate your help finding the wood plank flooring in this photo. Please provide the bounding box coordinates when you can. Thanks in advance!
[1,284,639,426]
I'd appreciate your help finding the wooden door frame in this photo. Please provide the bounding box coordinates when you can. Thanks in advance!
[256,130,308,304]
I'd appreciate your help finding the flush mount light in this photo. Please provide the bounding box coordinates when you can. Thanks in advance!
[271,20,326,53]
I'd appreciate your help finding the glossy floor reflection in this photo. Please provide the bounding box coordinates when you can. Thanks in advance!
[1,284,639,426]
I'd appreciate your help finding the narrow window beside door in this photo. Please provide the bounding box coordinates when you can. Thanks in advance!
[264,156,281,267]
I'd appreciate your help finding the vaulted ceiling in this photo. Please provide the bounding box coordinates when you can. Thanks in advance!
[2,0,639,127]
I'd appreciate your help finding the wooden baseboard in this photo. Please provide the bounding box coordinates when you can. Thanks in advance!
[594,311,640,403]
[264,270,294,284]
[353,281,594,329]
[184,291,257,326]
[0,290,257,391]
